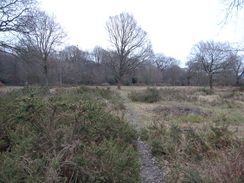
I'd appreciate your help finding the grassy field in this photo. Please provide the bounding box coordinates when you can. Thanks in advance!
[119,86,244,182]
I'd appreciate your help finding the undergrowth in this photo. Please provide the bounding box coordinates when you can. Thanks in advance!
[133,86,244,183]
[128,88,160,103]
[144,119,243,182]
[0,86,139,183]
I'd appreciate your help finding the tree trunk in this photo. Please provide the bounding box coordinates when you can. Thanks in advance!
[187,76,191,86]
[117,78,121,90]
[117,75,122,90]
[236,77,240,86]
[209,73,213,89]
[44,63,49,86]
[117,83,121,90]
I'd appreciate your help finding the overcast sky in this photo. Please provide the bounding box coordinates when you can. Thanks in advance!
[38,0,244,66]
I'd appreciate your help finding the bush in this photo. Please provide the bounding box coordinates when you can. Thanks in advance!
[107,77,117,85]
[0,87,139,182]
[197,88,214,95]
[132,77,138,84]
[239,85,244,92]
[128,88,160,103]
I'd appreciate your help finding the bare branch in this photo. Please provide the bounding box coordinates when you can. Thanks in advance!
[190,40,232,89]
[105,12,152,89]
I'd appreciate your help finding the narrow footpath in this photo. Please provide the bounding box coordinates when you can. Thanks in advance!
[123,96,164,183]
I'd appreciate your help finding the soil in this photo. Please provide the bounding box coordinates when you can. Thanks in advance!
[124,98,164,183]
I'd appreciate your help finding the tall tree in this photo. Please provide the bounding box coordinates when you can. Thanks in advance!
[228,53,244,85]
[190,41,231,89]
[0,0,36,51]
[17,10,66,85]
[105,12,152,89]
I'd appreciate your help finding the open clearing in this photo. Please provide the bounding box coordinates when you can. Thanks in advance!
[116,86,244,137]
[118,85,244,182]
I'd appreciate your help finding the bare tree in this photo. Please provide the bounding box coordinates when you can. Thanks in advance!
[91,46,106,64]
[134,61,162,85]
[154,53,179,71]
[185,60,207,86]
[0,0,36,51]
[221,0,244,22]
[0,52,23,84]
[59,45,86,63]
[105,12,152,89]
[228,53,244,85]
[153,53,179,83]
[185,60,196,86]
[190,41,232,89]
[163,65,185,86]
[17,10,66,85]
[59,45,97,85]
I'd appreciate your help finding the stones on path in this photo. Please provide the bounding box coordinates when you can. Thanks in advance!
[124,100,164,183]
[137,138,164,183]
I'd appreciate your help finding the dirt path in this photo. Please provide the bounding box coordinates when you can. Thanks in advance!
[123,95,164,183]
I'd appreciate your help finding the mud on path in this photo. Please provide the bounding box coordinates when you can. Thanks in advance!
[123,95,164,183]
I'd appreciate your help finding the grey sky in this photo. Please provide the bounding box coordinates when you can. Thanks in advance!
[38,0,244,65]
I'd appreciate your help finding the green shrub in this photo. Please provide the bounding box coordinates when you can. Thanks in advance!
[107,77,117,85]
[178,114,205,123]
[197,88,214,95]
[0,87,139,182]
[151,139,165,156]
[132,77,138,84]
[76,85,92,94]
[140,128,149,141]
[208,122,237,149]
[239,85,244,92]
[128,88,160,103]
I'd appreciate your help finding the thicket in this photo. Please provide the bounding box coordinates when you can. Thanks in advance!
[0,86,139,183]
[128,88,160,103]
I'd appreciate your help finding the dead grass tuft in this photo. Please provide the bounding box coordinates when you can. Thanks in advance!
[153,105,208,117]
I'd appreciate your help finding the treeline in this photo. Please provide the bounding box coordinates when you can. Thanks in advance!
[0,43,243,87]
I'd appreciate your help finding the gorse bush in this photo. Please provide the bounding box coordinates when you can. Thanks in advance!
[128,88,160,103]
[0,87,139,183]
[197,87,214,95]
[239,85,244,92]
[129,87,198,103]
[76,86,125,110]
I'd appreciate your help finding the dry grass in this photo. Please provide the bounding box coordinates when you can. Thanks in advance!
[0,86,23,94]
[118,85,244,182]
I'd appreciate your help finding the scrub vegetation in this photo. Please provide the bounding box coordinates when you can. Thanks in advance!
[0,86,139,183]
[126,86,244,183]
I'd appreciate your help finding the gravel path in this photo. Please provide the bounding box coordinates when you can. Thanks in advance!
[124,99,164,183]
